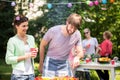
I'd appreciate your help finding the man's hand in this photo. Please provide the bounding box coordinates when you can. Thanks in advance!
[38,39,48,74]
[72,56,80,69]
[38,63,43,74]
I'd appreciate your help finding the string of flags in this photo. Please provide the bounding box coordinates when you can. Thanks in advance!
[1,0,115,9]
[45,0,115,9]
[1,0,115,20]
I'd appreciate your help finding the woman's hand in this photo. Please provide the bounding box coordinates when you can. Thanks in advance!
[98,47,102,51]
[25,48,38,59]
[31,48,38,58]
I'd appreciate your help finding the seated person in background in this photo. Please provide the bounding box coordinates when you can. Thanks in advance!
[96,31,113,80]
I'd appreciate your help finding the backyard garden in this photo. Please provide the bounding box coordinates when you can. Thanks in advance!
[0,0,120,80]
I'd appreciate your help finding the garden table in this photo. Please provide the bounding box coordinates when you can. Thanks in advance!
[76,61,120,80]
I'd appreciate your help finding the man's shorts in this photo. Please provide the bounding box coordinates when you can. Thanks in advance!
[42,56,73,77]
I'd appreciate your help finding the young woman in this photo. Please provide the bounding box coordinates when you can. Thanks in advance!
[96,31,113,80]
[5,15,38,80]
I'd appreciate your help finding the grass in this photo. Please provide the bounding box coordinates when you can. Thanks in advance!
[76,69,120,80]
[0,59,12,80]
[90,69,120,80]
[0,60,120,80]
[115,68,120,80]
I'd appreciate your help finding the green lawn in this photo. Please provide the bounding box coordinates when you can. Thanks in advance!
[0,59,120,80]
[90,69,120,80]
[0,59,12,80]
[114,68,120,80]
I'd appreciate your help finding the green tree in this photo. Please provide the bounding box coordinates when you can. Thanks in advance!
[0,1,15,58]
[28,0,120,59]
[1,0,120,59]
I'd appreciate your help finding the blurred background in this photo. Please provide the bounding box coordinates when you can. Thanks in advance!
[0,0,120,80]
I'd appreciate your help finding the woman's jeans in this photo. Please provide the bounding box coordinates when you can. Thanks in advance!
[11,74,35,80]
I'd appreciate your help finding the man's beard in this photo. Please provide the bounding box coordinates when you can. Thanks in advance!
[66,25,75,35]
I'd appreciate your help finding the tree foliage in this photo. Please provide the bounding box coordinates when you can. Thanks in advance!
[0,0,120,59]
[29,0,120,58]
[0,1,15,58]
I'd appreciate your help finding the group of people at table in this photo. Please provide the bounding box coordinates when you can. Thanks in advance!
[5,13,112,80]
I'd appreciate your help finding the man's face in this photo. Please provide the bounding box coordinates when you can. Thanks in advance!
[66,24,77,35]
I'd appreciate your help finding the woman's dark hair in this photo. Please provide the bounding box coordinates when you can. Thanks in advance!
[12,15,28,33]
[13,15,28,26]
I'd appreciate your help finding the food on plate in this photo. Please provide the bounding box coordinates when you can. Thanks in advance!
[34,76,78,80]
[98,57,111,62]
